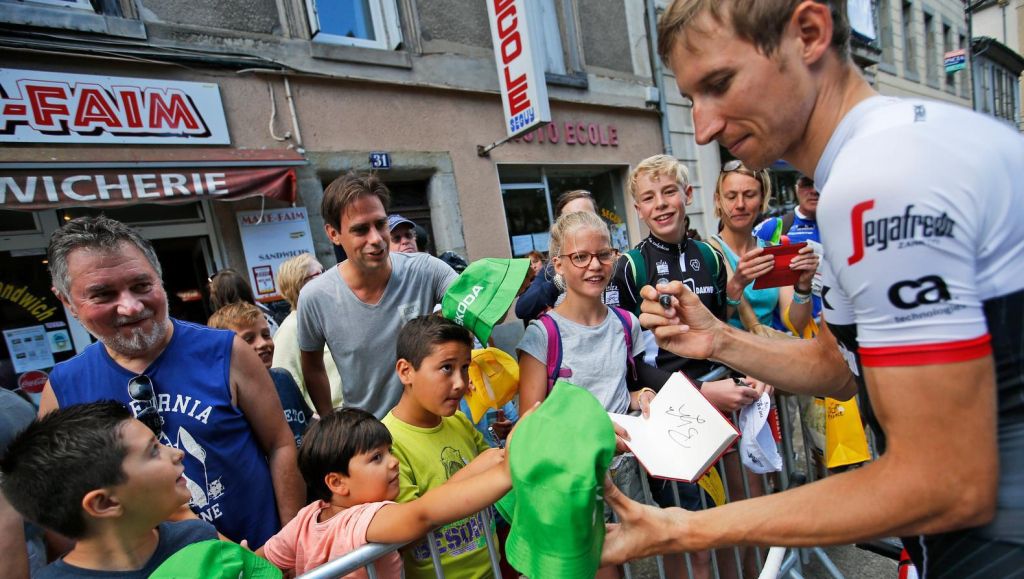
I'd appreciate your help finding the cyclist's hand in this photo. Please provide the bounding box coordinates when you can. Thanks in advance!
[639,281,723,361]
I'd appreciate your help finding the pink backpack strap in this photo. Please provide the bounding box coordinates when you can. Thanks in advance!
[609,306,637,381]
[539,314,571,393]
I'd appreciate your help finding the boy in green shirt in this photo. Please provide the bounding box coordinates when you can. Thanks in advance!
[382,315,502,579]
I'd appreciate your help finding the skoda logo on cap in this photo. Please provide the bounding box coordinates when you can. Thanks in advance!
[454,285,484,325]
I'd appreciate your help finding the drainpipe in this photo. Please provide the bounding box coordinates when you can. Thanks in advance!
[645,0,673,156]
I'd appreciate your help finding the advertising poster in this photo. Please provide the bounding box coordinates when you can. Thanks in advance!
[3,325,55,373]
[236,207,316,300]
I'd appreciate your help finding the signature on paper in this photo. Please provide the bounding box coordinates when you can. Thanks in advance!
[665,404,706,448]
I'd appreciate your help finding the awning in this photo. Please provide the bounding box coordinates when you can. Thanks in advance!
[0,149,305,211]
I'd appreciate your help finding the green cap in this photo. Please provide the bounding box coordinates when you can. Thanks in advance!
[441,258,531,344]
[496,381,616,579]
[150,540,282,579]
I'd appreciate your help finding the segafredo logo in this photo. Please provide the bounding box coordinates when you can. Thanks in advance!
[453,285,484,325]
[847,201,955,265]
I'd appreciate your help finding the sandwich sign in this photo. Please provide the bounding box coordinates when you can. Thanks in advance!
[486,0,551,138]
[0,68,230,144]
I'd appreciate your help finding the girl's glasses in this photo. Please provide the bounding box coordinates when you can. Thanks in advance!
[558,249,619,268]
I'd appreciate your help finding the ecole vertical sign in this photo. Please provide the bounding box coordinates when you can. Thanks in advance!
[486,0,551,138]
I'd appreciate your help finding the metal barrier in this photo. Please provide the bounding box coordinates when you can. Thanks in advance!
[296,366,866,579]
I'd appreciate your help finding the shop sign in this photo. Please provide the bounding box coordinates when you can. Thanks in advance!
[0,166,296,210]
[512,120,619,147]
[486,0,551,138]
[236,207,316,301]
[17,370,49,394]
[0,68,230,144]
[0,281,58,322]
[944,49,966,73]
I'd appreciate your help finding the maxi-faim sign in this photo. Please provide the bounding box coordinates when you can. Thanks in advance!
[486,0,550,138]
[0,68,230,145]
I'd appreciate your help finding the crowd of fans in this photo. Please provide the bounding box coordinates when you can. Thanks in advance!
[3,1,1022,578]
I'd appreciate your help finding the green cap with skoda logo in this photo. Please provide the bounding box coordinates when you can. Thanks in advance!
[495,380,616,578]
[441,258,531,344]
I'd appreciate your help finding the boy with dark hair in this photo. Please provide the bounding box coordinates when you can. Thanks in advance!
[1,402,218,578]
[208,302,312,446]
[259,407,509,576]
[382,315,503,579]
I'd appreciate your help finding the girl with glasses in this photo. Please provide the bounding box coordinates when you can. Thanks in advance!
[515,211,660,579]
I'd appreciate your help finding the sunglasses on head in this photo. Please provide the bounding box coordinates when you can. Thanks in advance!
[723,159,745,172]
[128,375,164,436]
[721,159,771,187]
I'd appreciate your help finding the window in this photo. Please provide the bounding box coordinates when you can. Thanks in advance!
[923,12,937,86]
[878,0,895,65]
[0,0,142,38]
[902,1,917,79]
[20,0,93,9]
[984,66,1019,125]
[498,165,631,256]
[305,0,402,50]
[527,0,585,82]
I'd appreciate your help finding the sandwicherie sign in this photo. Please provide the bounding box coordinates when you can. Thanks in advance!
[0,165,298,210]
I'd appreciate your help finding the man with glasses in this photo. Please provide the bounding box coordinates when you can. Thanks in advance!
[602,1,1024,576]
[38,216,304,549]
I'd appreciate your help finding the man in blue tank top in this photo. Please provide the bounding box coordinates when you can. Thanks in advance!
[38,216,304,548]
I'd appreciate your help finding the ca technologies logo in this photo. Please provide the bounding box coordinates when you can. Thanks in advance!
[453,285,484,325]
[847,201,955,265]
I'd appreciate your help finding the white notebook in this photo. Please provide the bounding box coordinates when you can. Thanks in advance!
[610,373,739,482]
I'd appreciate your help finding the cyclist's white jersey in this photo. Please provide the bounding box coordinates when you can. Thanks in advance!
[814,96,1024,576]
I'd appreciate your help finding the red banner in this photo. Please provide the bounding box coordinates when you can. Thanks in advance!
[0,165,296,210]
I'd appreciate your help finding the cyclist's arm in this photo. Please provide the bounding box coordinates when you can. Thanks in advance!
[605,356,997,558]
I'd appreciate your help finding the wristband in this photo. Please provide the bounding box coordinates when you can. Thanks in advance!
[726,296,741,307]
[792,290,812,305]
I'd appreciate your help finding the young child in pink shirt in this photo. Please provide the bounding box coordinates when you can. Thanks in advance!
[258,407,509,578]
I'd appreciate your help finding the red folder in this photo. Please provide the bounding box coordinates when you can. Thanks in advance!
[753,242,807,289]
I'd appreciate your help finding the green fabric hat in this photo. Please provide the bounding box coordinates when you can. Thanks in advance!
[496,381,616,579]
[150,540,282,579]
[441,258,531,344]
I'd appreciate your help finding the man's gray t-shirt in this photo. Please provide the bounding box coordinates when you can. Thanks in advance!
[297,251,457,418]
[516,307,642,415]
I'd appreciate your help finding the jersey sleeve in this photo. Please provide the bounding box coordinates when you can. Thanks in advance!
[605,254,637,314]
[817,136,991,368]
